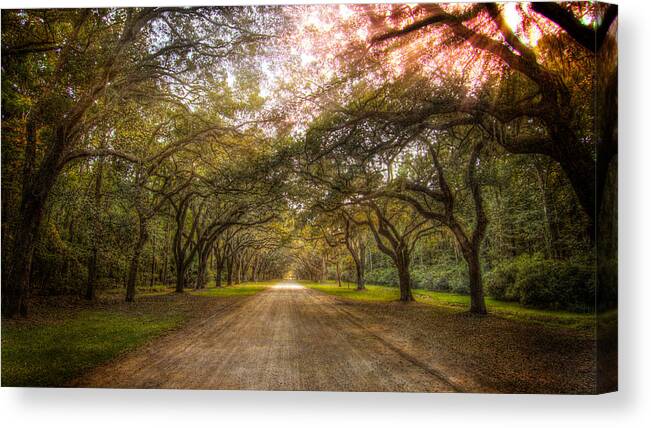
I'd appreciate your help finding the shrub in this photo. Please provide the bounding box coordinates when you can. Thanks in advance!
[365,267,399,287]
[486,254,595,311]
[366,264,470,293]
[412,263,469,294]
[516,261,595,311]
[484,263,517,301]
[484,253,543,301]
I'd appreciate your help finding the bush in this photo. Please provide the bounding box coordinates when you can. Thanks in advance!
[485,253,543,301]
[367,263,469,293]
[484,264,517,301]
[485,254,595,311]
[411,265,438,290]
[365,267,399,287]
[516,261,595,311]
[411,263,469,294]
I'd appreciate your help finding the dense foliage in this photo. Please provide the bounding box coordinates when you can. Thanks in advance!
[1,3,617,318]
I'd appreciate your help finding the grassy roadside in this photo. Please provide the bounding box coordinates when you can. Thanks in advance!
[1,309,183,387]
[100,281,276,299]
[192,281,275,297]
[303,281,600,331]
[1,282,270,387]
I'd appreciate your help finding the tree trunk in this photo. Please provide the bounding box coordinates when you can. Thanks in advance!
[350,243,366,291]
[395,250,414,302]
[553,133,597,236]
[85,160,103,300]
[355,261,365,291]
[463,245,487,315]
[336,259,341,287]
[235,256,241,284]
[195,249,209,289]
[226,256,234,286]
[175,262,185,293]
[3,127,66,316]
[321,255,327,283]
[448,222,488,315]
[126,219,147,302]
[462,140,488,315]
[396,260,414,302]
[2,186,48,317]
[215,262,223,288]
[252,258,259,282]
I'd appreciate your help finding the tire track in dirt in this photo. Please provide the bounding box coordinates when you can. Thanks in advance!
[299,288,465,392]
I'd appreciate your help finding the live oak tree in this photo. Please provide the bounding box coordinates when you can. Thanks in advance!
[291,243,328,283]
[304,209,368,291]
[123,167,193,302]
[212,234,230,288]
[168,190,272,292]
[382,132,490,314]
[341,216,368,291]
[166,141,282,292]
[346,200,435,302]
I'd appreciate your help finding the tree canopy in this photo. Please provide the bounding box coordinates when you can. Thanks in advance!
[1,3,617,318]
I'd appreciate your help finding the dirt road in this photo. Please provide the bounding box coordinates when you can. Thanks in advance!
[75,283,467,392]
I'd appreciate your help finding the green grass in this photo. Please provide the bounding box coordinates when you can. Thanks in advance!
[1,310,183,387]
[101,282,273,299]
[306,283,402,303]
[304,281,598,330]
[192,281,274,298]
[1,281,273,387]
[100,284,173,298]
